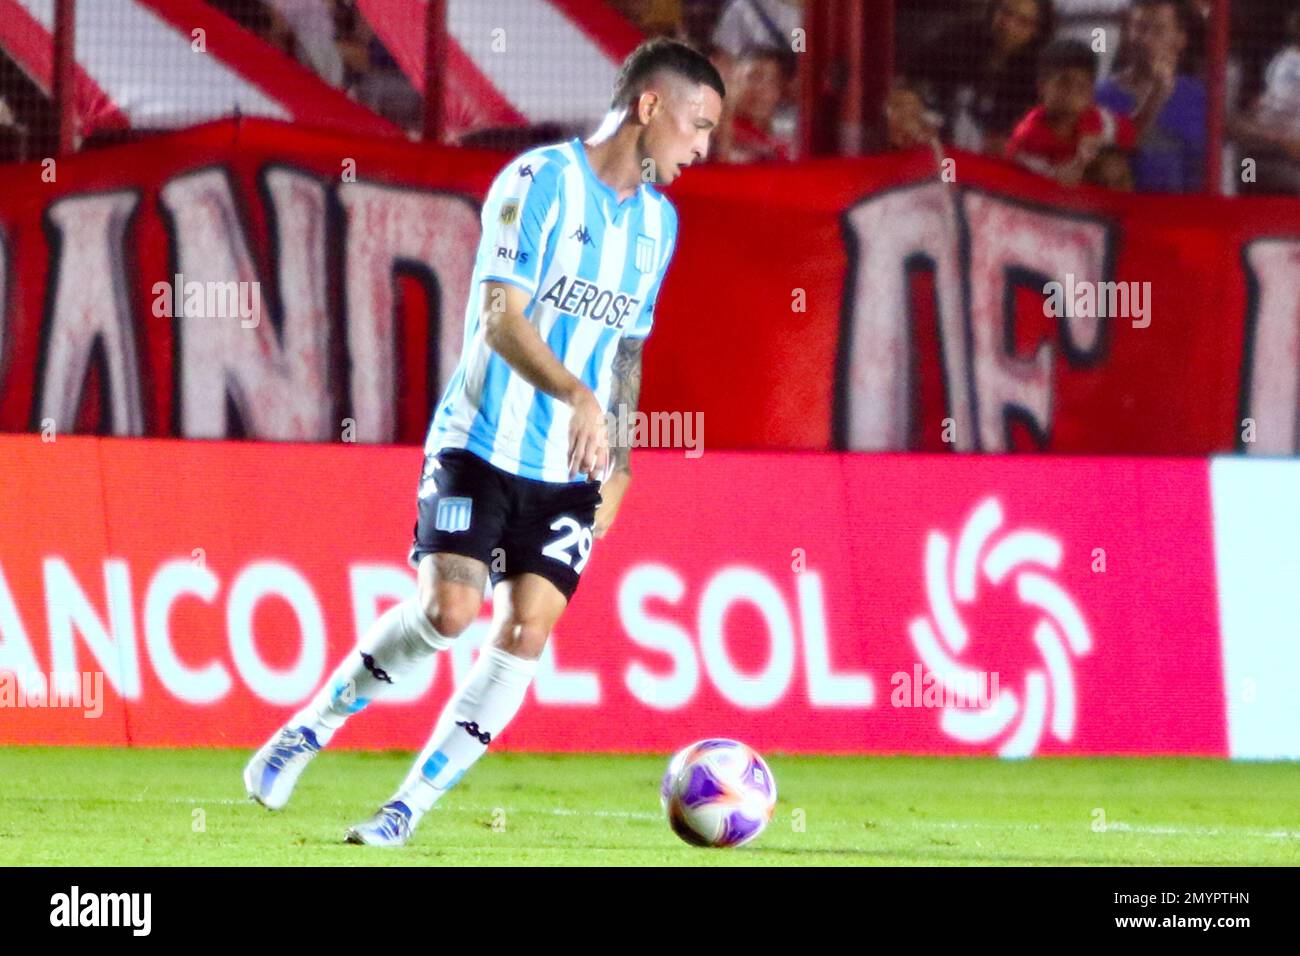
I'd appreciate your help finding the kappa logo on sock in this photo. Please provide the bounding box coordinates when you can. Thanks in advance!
[360,652,393,684]
[456,719,492,745]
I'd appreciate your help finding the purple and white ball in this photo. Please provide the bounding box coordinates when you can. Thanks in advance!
[660,739,777,848]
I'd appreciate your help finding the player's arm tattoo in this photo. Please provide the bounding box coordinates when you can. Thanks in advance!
[608,335,645,476]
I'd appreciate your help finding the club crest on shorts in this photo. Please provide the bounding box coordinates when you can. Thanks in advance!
[499,200,520,226]
[435,496,473,532]
[634,234,655,273]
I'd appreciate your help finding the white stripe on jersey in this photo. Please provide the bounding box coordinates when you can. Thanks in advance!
[427,138,679,484]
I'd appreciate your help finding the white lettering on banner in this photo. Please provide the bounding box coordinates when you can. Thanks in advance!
[160,168,332,441]
[336,182,478,443]
[227,561,325,705]
[840,187,1111,452]
[797,571,874,706]
[45,557,141,699]
[840,182,976,451]
[962,193,1109,452]
[622,564,872,711]
[622,563,700,708]
[144,559,231,704]
[3,556,875,713]
[1241,239,1300,455]
[39,192,146,436]
[698,567,796,709]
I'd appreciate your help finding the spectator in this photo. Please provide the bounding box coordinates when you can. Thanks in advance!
[267,0,345,87]
[1084,144,1137,190]
[1095,0,1207,191]
[882,78,941,151]
[712,44,797,162]
[1228,6,1300,194]
[609,0,686,38]
[711,0,802,61]
[207,0,299,59]
[1007,39,1137,187]
[904,0,1055,156]
[334,1,423,130]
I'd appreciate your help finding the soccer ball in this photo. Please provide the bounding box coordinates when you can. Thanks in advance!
[660,738,777,848]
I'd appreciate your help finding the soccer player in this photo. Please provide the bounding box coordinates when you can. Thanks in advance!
[242,38,725,846]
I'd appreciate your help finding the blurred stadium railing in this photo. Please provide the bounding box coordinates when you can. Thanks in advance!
[0,1,1295,193]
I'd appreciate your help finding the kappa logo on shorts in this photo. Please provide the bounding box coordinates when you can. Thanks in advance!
[435,496,473,532]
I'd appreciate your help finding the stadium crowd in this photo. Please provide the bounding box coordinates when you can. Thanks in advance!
[0,0,1295,194]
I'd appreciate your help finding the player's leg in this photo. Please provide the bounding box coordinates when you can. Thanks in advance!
[345,572,567,845]
[244,447,506,810]
[288,552,484,743]
[242,554,484,811]
[345,473,601,844]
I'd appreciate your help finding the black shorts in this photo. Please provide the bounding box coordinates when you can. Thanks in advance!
[408,447,603,601]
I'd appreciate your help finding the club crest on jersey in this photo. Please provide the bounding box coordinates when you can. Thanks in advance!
[499,200,520,226]
[634,234,655,273]
[435,496,472,532]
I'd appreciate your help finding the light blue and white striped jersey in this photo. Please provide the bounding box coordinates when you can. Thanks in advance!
[426,138,679,483]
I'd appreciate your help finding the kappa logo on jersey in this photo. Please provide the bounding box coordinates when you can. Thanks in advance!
[517,163,535,181]
[539,275,641,328]
[496,246,529,264]
[499,200,520,226]
[570,224,594,246]
[634,233,655,273]
[435,496,473,532]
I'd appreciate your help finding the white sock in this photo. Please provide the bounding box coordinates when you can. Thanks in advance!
[290,596,453,746]
[391,645,538,821]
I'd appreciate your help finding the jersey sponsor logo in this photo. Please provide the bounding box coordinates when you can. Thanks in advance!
[435,495,473,532]
[634,233,655,273]
[496,245,529,264]
[499,199,520,225]
[539,275,641,328]
[570,224,594,246]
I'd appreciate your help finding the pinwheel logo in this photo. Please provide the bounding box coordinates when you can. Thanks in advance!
[907,497,1092,757]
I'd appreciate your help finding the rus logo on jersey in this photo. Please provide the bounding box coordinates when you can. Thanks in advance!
[496,246,529,264]
[539,275,642,329]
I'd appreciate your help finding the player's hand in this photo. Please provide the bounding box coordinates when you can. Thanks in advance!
[567,386,609,480]
[593,470,630,538]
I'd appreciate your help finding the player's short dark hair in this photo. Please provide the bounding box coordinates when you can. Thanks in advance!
[610,37,726,111]
[1038,38,1099,81]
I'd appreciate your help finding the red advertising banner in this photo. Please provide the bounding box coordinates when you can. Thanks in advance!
[0,120,1298,457]
[0,435,1237,757]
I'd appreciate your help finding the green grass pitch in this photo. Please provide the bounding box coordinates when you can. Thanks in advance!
[1,747,1297,865]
